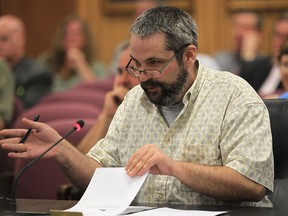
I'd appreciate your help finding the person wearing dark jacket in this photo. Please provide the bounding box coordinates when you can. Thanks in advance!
[0,15,52,109]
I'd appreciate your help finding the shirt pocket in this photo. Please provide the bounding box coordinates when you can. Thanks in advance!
[173,143,222,165]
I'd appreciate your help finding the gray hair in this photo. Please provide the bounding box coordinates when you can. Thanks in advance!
[130,6,198,60]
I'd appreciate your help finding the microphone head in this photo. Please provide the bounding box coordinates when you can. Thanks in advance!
[73,120,85,132]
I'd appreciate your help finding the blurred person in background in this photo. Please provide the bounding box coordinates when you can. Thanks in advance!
[38,15,106,92]
[214,11,264,74]
[265,39,288,98]
[278,40,288,98]
[0,15,52,109]
[0,59,14,130]
[257,11,288,96]
[77,41,140,154]
[236,11,288,96]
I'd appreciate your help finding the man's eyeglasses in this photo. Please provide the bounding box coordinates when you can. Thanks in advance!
[125,44,190,79]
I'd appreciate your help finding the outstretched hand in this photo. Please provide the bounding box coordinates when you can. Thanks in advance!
[0,118,63,160]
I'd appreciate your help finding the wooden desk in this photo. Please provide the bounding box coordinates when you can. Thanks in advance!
[15,199,285,216]
[16,199,77,215]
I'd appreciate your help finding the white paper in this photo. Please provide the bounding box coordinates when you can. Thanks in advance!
[120,206,155,215]
[65,167,148,216]
[130,207,228,216]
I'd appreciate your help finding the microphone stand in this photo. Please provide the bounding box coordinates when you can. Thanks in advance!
[0,125,80,214]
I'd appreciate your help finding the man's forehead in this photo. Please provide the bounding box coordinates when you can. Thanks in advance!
[130,34,167,59]
[130,33,166,47]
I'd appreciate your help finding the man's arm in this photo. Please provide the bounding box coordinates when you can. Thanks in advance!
[126,144,265,202]
[54,140,101,190]
[173,161,266,202]
[0,118,101,191]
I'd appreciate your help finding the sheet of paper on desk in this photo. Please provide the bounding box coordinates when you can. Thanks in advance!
[65,167,148,216]
[130,207,228,216]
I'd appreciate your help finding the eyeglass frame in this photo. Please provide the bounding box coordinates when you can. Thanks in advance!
[125,44,190,78]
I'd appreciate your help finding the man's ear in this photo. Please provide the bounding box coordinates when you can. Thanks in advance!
[183,45,197,67]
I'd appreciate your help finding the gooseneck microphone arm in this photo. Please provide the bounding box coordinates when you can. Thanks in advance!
[1,120,85,213]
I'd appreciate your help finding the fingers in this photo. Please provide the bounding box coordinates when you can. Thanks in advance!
[0,136,22,144]
[21,118,43,131]
[0,128,27,139]
[126,144,154,176]
[66,48,85,66]
[8,148,30,159]
[111,87,129,105]
[2,143,26,153]
[0,118,45,145]
[115,86,129,99]
[126,144,175,177]
[2,142,29,160]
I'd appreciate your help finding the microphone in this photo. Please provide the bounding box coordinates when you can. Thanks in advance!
[0,120,85,213]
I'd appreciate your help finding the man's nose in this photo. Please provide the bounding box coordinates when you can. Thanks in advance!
[138,71,150,82]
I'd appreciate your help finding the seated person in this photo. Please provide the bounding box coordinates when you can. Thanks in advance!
[78,41,139,154]
[277,40,288,98]
[252,11,288,96]
[38,15,107,92]
[0,59,14,129]
[1,7,273,207]
[0,15,52,109]
[261,39,288,98]
[214,11,265,76]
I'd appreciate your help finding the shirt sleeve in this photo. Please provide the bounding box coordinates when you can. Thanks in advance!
[86,94,128,167]
[221,101,274,193]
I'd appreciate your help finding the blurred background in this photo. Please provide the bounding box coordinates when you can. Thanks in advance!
[1,0,287,66]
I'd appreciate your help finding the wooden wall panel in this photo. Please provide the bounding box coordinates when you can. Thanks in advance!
[76,0,133,66]
[77,0,195,65]
[193,0,233,54]
[193,0,288,56]
[1,0,287,65]
[77,0,287,64]
[227,0,288,11]
[0,0,76,58]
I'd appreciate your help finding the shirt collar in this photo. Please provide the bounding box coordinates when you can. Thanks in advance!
[182,60,203,106]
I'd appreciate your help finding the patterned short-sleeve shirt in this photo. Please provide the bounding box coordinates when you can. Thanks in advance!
[87,63,274,207]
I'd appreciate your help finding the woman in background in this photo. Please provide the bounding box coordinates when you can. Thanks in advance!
[39,15,107,92]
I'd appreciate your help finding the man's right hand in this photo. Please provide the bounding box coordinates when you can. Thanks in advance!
[0,118,63,160]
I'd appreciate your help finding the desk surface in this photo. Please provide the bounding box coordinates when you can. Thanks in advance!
[15,199,285,216]
[17,199,77,214]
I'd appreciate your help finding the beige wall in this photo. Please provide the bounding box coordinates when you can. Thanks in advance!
[0,0,76,58]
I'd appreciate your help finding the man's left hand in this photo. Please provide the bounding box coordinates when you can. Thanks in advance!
[125,144,175,177]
